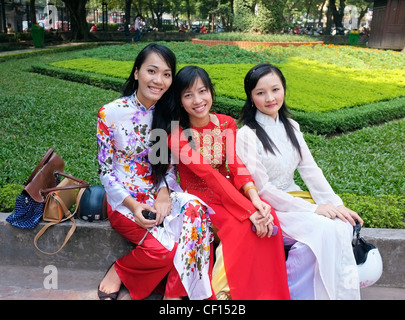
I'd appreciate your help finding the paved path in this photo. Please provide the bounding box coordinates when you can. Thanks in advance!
[0,42,90,56]
[1,265,404,300]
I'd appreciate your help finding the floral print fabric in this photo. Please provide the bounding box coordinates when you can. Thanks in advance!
[97,93,180,217]
[97,92,214,299]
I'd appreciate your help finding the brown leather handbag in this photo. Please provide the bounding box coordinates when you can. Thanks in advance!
[6,148,65,229]
[34,172,89,255]
[24,148,65,203]
[41,172,89,223]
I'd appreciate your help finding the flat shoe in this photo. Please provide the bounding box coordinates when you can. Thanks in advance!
[98,286,120,300]
[98,262,121,300]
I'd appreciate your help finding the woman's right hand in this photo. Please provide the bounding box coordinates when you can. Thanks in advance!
[133,205,158,229]
[249,211,274,238]
[123,196,157,229]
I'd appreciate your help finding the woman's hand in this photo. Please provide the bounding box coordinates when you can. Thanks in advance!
[249,211,267,238]
[337,205,363,226]
[249,211,275,238]
[243,182,273,222]
[251,198,272,220]
[153,187,172,226]
[315,203,363,226]
[123,195,156,229]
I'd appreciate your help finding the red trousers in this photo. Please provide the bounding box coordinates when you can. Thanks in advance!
[107,206,187,299]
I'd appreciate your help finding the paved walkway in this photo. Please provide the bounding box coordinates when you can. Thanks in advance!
[1,264,404,300]
[0,42,90,56]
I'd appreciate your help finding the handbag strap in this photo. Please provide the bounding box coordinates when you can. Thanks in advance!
[40,172,89,195]
[34,187,86,255]
[25,148,54,186]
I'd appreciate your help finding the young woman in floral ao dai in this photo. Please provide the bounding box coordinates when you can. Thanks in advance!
[97,44,214,300]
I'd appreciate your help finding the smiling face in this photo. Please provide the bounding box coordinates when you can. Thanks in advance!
[134,52,173,108]
[251,72,285,120]
[180,76,213,127]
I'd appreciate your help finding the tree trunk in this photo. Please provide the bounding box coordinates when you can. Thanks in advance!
[62,0,89,41]
[30,0,36,26]
[124,0,131,42]
[330,0,345,29]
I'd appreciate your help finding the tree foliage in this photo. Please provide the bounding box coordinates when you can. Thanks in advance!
[34,0,372,36]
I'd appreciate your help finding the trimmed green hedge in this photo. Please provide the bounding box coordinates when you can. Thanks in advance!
[31,62,405,135]
[30,64,124,92]
[341,193,405,229]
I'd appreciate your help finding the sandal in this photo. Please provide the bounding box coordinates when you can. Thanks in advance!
[98,262,121,300]
[98,286,120,300]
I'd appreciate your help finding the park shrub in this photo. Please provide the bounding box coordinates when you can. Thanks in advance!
[30,64,124,92]
[0,43,98,62]
[293,97,405,134]
[196,32,316,43]
[340,193,405,229]
[0,184,23,212]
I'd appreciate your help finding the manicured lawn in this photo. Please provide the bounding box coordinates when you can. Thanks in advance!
[0,41,404,228]
[50,57,404,113]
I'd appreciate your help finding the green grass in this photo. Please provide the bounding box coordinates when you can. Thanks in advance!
[306,119,405,197]
[0,42,404,228]
[50,57,404,113]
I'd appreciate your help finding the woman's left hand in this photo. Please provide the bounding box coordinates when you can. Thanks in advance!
[336,205,363,226]
[251,198,273,225]
[153,187,172,226]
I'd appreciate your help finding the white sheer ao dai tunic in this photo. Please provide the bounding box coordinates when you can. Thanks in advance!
[236,111,360,300]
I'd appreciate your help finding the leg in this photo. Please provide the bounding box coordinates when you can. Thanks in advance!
[103,206,178,300]
[284,236,317,300]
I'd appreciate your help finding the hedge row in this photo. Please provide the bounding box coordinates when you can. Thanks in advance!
[30,63,405,135]
[1,184,402,229]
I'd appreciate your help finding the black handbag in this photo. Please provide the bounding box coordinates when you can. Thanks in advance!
[6,148,64,229]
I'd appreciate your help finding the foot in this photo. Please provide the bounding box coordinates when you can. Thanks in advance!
[98,263,122,300]
[163,296,182,300]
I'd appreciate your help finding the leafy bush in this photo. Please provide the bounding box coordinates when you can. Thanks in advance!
[48,57,404,113]
[31,64,125,92]
[293,97,405,134]
[341,193,405,229]
[0,184,23,212]
[250,43,405,70]
[198,32,316,42]
[306,118,405,197]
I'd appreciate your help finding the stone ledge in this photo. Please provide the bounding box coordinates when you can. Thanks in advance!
[361,228,405,288]
[0,212,133,271]
[1,212,404,288]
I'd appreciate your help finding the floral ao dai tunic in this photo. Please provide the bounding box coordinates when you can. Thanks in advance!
[97,93,214,299]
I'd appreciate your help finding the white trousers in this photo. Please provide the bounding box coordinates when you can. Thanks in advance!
[284,237,328,299]
[280,214,360,300]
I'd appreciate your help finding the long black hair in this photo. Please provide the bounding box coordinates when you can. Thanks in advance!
[239,63,301,157]
[122,43,177,187]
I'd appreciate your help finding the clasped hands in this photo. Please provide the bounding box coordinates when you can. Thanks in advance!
[249,198,276,239]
